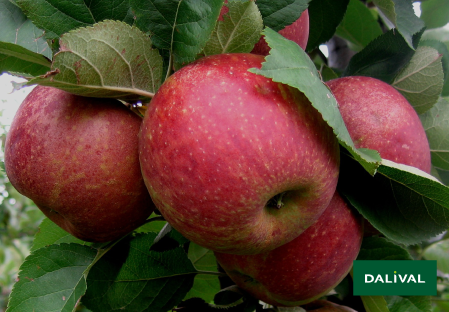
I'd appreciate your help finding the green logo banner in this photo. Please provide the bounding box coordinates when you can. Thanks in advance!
[353,260,437,296]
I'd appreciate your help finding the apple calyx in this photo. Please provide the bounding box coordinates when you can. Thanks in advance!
[267,192,288,209]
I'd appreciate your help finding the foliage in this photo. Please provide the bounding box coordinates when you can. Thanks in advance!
[1,0,449,311]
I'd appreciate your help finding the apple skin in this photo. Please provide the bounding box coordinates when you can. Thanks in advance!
[251,9,309,55]
[326,76,431,173]
[4,86,155,242]
[139,53,340,255]
[214,191,363,307]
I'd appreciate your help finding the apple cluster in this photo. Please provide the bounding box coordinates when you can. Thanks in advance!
[4,7,431,309]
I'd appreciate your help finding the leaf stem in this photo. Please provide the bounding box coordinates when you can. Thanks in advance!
[165,52,174,81]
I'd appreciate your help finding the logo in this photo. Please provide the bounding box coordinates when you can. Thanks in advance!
[353,260,437,296]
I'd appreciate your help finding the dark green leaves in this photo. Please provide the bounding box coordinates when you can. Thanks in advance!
[6,243,98,312]
[132,0,223,68]
[250,28,380,175]
[16,0,133,38]
[340,151,449,246]
[372,0,425,48]
[83,233,197,312]
[335,0,383,52]
[358,237,413,261]
[344,29,418,83]
[0,42,51,77]
[255,0,310,32]
[306,0,349,51]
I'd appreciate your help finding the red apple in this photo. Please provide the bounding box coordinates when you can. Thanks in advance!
[4,86,155,242]
[251,9,309,55]
[139,53,340,255]
[326,76,431,173]
[214,191,363,307]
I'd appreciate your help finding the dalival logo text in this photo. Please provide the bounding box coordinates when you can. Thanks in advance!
[353,260,436,296]
[365,271,426,284]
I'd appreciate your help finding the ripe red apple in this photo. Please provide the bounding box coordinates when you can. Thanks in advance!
[251,9,309,55]
[139,53,340,255]
[326,76,431,173]
[214,191,363,307]
[5,86,155,242]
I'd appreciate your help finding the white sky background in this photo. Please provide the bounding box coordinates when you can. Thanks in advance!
[0,3,445,129]
[0,75,34,130]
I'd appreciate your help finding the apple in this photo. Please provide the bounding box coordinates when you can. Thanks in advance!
[214,191,363,307]
[302,300,358,312]
[139,53,340,255]
[4,86,155,242]
[326,76,431,173]
[251,9,309,55]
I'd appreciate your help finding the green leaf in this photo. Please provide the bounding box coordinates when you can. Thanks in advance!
[357,237,413,261]
[151,223,189,251]
[423,239,449,274]
[335,0,383,52]
[6,243,97,312]
[255,0,310,32]
[16,0,133,38]
[420,98,449,171]
[249,28,380,175]
[360,296,390,312]
[422,29,449,96]
[392,46,444,114]
[318,64,340,82]
[385,296,432,312]
[132,0,223,68]
[30,20,163,102]
[339,152,449,246]
[306,0,350,51]
[185,243,220,303]
[0,42,51,77]
[420,0,449,30]
[31,218,88,252]
[135,214,167,234]
[203,0,263,56]
[344,29,418,83]
[372,0,425,48]
[0,0,51,58]
[82,232,197,312]
[420,40,449,90]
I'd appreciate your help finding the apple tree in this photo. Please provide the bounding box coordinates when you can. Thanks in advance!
[1,0,449,311]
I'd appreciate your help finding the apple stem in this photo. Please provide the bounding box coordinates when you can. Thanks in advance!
[276,192,286,209]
